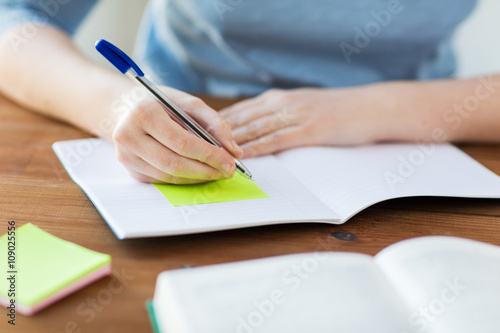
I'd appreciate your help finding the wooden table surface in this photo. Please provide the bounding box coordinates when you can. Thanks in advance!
[1,94,499,333]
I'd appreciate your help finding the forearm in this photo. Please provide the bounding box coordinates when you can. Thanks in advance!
[371,75,500,143]
[0,24,134,140]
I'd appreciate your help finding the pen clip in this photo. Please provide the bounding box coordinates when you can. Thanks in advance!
[95,39,144,76]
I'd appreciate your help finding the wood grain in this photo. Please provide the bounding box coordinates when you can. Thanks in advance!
[0,94,499,333]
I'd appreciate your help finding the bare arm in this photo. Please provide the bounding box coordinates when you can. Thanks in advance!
[220,75,500,157]
[0,25,129,138]
[0,24,242,183]
[375,76,500,143]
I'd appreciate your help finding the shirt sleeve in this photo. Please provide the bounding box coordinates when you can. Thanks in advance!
[0,0,99,37]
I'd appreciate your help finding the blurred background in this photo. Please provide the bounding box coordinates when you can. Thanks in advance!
[74,0,500,79]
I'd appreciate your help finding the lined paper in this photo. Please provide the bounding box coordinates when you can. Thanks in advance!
[276,144,500,221]
[53,139,500,239]
[53,139,338,239]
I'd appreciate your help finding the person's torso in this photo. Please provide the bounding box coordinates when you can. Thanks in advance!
[135,0,477,96]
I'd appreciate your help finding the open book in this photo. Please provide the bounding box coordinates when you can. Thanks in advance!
[53,139,500,239]
[150,236,500,333]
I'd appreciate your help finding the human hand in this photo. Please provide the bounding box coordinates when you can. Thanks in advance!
[112,86,243,184]
[220,87,383,158]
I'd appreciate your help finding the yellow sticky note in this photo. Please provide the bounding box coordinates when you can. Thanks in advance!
[153,173,269,206]
[0,223,111,311]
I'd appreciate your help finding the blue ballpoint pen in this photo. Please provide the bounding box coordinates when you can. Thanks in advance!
[95,39,253,181]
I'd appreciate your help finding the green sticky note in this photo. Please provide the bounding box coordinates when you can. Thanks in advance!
[146,300,160,333]
[153,173,269,206]
[0,223,111,307]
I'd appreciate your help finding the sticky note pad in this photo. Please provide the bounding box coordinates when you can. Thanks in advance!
[0,223,111,316]
[146,300,160,333]
[153,173,269,206]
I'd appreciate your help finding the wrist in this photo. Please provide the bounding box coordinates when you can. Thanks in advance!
[86,73,137,141]
[360,81,445,143]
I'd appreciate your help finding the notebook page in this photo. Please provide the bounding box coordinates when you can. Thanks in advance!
[276,144,500,221]
[154,253,418,333]
[374,236,500,333]
[53,139,339,239]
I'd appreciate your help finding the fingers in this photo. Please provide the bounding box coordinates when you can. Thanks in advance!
[221,100,276,130]
[113,100,237,184]
[117,148,212,185]
[241,127,303,158]
[219,95,266,120]
[129,100,237,176]
[172,94,244,159]
[220,89,292,130]
[232,113,293,145]
[124,134,232,181]
[196,112,244,159]
[114,87,281,184]
[220,89,305,157]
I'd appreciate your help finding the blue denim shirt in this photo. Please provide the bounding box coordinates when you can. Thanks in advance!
[0,0,476,96]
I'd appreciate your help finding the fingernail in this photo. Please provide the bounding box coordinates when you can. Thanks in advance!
[222,163,233,173]
[223,173,232,179]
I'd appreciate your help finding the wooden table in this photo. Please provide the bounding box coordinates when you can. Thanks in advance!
[1,94,499,333]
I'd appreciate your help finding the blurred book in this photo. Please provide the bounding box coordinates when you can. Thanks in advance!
[150,236,500,333]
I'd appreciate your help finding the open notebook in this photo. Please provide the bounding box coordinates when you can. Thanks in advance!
[150,236,500,333]
[53,139,500,239]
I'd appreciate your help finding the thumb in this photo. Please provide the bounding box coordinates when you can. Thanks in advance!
[207,116,244,159]
[184,99,244,159]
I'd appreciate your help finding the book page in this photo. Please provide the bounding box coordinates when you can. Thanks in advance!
[154,252,418,333]
[53,139,339,239]
[276,144,500,221]
[374,236,500,333]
